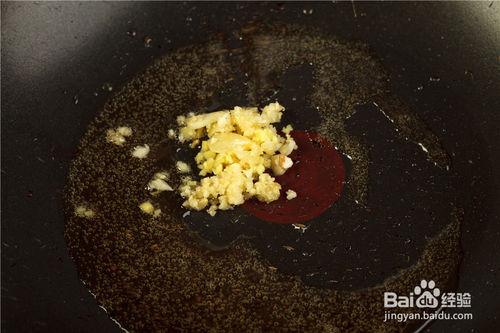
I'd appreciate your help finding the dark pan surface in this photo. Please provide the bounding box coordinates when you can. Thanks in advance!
[63,24,461,331]
[2,2,499,332]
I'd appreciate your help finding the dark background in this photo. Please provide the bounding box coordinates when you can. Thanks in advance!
[2,2,499,332]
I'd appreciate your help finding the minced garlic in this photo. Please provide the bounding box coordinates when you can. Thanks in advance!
[286,189,297,200]
[271,154,293,176]
[149,178,173,192]
[139,200,154,214]
[74,205,95,219]
[148,171,173,193]
[131,144,150,159]
[167,129,176,139]
[139,200,161,217]
[282,124,293,135]
[106,126,132,145]
[176,161,191,173]
[154,171,169,180]
[177,102,297,216]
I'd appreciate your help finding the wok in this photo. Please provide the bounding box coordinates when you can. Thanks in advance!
[2,1,499,332]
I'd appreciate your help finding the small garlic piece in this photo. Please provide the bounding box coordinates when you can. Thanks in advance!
[176,115,186,126]
[168,129,176,139]
[271,154,293,176]
[286,189,297,200]
[154,171,169,180]
[74,205,95,218]
[148,178,173,192]
[131,144,150,159]
[106,129,126,145]
[261,102,284,123]
[106,126,132,145]
[176,161,191,173]
[282,124,293,135]
[292,223,308,233]
[116,126,133,137]
[139,200,155,215]
[279,135,298,156]
[190,139,200,148]
[207,204,218,216]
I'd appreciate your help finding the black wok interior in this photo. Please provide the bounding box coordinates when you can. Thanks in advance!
[2,2,499,332]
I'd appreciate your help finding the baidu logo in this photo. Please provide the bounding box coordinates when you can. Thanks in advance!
[384,280,471,309]
[414,279,440,308]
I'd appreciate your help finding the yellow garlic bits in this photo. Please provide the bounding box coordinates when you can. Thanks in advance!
[177,102,297,216]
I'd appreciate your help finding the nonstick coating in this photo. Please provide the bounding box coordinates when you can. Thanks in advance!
[2,2,499,332]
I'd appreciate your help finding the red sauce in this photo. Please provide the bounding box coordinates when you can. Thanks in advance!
[242,130,345,224]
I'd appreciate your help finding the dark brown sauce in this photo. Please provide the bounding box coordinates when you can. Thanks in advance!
[243,130,345,224]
